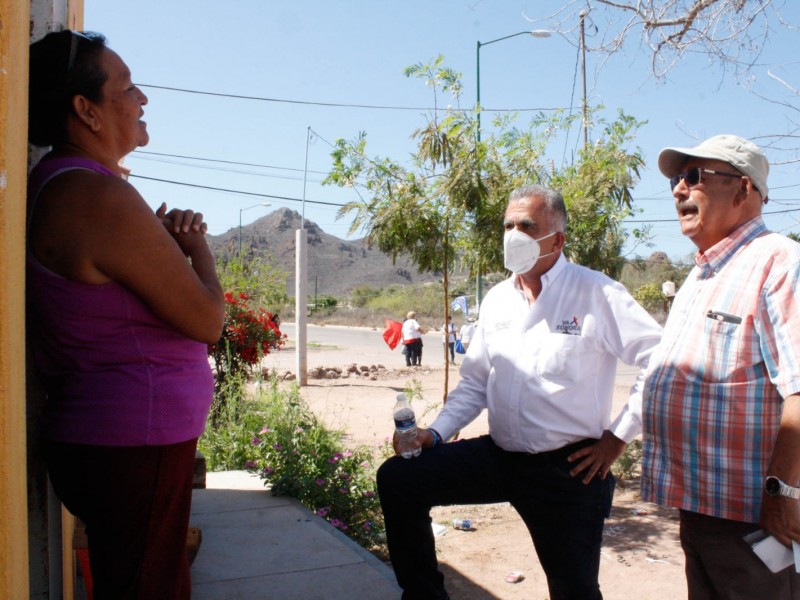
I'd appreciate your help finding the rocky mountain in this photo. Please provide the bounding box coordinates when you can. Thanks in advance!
[206,208,441,297]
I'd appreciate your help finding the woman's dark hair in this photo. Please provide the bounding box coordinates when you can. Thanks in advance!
[28,30,108,147]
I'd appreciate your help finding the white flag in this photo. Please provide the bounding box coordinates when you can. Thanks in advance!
[451,295,468,316]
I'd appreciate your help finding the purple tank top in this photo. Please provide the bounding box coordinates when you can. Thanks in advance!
[27,157,214,446]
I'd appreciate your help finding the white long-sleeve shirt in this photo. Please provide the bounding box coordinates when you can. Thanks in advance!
[430,255,663,453]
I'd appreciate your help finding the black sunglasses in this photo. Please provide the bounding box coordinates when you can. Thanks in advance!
[669,167,743,191]
[66,31,93,79]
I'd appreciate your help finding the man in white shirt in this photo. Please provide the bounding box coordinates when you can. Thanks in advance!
[377,185,663,600]
[458,318,475,351]
[401,311,426,366]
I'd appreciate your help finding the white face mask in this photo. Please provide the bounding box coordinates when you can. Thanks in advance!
[503,229,557,275]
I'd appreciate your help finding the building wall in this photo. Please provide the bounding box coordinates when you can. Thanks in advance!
[0,1,83,597]
[0,2,33,597]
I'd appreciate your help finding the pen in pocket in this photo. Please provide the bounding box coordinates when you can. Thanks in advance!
[706,310,742,324]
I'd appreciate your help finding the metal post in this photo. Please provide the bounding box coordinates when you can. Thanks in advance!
[474,30,551,311]
[295,230,308,385]
[580,10,589,149]
[295,126,312,385]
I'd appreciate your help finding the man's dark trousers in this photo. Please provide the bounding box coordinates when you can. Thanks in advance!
[377,435,614,600]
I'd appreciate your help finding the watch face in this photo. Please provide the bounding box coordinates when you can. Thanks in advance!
[766,476,781,496]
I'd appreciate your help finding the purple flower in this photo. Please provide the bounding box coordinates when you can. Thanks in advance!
[259,427,272,434]
[244,460,258,469]
[262,466,274,476]
[330,518,342,528]
[273,443,283,451]
[338,487,349,495]
[362,491,376,498]
[316,507,330,517]
[251,437,262,445]
[315,478,326,486]
[343,450,353,458]
[327,453,343,464]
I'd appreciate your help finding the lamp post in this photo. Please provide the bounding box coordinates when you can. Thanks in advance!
[475,29,551,309]
[579,10,589,149]
[476,29,551,142]
[238,203,271,255]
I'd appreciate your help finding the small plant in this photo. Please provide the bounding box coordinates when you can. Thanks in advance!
[199,371,267,468]
[208,292,284,389]
[613,438,643,483]
[223,378,387,550]
[199,377,386,550]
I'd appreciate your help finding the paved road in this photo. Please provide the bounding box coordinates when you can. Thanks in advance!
[281,323,392,354]
[270,323,640,390]
[265,323,424,371]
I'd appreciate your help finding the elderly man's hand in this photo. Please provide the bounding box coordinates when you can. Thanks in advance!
[567,430,627,484]
[761,491,800,548]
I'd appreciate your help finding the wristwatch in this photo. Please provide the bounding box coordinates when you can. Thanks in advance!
[764,476,800,499]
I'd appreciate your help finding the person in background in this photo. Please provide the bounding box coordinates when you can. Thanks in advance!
[458,317,476,352]
[442,316,456,364]
[642,135,800,598]
[27,30,224,599]
[402,311,426,367]
[378,185,662,600]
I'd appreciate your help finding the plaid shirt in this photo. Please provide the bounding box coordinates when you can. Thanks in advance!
[642,217,800,522]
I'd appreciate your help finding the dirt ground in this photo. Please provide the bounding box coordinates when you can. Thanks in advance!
[262,331,687,600]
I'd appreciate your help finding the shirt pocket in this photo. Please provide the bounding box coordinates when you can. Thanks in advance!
[699,318,742,382]
[536,333,593,386]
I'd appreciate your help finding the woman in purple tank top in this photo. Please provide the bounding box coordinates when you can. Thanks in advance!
[28,30,224,599]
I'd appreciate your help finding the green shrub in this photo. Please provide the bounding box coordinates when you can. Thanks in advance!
[199,372,267,470]
[199,377,385,551]
[613,438,643,483]
[633,282,667,315]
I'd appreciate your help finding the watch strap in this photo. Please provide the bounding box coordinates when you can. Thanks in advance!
[766,476,800,499]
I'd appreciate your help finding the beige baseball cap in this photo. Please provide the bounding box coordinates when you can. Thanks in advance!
[658,134,769,200]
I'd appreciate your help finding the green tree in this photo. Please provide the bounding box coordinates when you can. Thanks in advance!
[551,110,647,279]
[326,55,472,398]
[216,254,289,310]
[325,57,649,388]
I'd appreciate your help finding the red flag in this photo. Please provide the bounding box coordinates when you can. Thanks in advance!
[382,320,403,350]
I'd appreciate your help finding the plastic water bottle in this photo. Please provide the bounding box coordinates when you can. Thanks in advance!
[393,393,421,459]
[452,519,473,530]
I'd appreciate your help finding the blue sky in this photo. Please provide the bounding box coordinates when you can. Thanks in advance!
[85,1,800,262]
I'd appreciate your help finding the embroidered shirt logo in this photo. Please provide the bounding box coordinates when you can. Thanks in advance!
[556,316,582,335]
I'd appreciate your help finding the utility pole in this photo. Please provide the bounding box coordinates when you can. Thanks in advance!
[295,126,311,386]
[580,10,589,150]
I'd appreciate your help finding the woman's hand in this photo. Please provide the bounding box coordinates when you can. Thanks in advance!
[156,203,208,256]
[156,202,207,234]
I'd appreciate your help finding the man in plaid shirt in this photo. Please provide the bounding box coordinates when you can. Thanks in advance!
[642,135,800,598]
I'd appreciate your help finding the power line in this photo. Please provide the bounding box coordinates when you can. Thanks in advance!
[129,174,348,207]
[624,204,800,223]
[132,150,330,175]
[137,83,569,113]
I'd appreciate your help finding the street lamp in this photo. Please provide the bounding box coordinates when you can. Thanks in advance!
[475,29,551,309]
[476,29,551,142]
[238,203,271,254]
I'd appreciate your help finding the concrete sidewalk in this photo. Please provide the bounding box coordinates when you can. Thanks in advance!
[190,471,401,600]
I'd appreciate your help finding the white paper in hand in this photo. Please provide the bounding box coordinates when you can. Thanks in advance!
[745,530,793,573]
